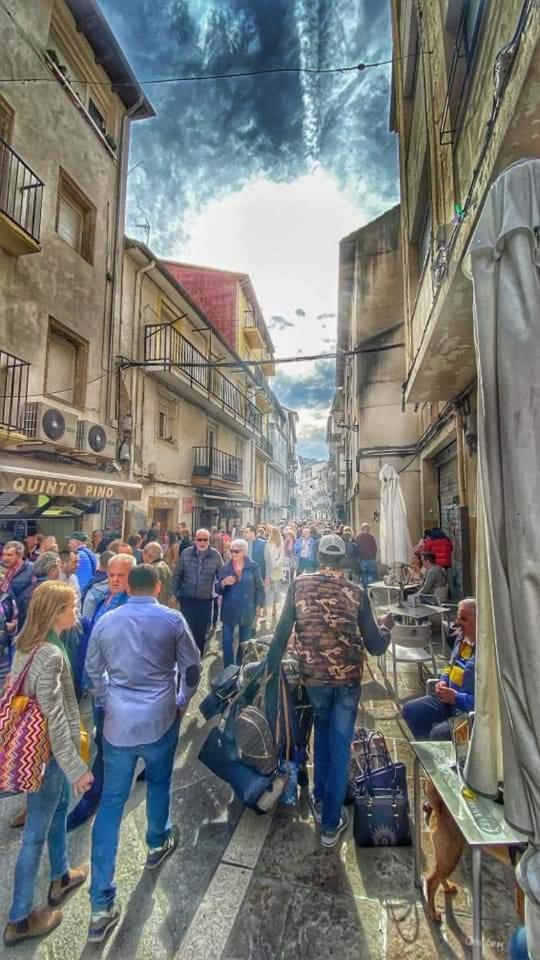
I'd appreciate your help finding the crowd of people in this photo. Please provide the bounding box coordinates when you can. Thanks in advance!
[0,515,489,951]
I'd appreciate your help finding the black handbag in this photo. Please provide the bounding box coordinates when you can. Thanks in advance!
[353,785,411,847]
[352,729,411,847]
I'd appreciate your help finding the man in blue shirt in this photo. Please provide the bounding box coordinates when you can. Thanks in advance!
[245,525,268,579]
[85,563,201,944]
[68,531,96,593]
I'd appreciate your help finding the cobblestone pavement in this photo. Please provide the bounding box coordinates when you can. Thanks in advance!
[0,594,518,959]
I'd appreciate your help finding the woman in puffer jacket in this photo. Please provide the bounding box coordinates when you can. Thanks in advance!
[424,527,454,568]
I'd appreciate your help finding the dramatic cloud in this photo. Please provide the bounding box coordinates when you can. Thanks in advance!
[101,0,397,253]
[100,0,398,457]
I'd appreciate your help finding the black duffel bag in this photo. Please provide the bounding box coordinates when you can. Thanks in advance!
[351,729,411,847]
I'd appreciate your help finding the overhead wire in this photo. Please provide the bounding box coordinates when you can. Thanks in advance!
[0,51,429,87]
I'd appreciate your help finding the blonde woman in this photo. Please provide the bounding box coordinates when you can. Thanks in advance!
[3,582,92,948]
[266,526,285,621]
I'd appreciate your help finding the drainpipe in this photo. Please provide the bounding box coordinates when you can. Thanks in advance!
[128,257,155,482]
[106,93,145,426]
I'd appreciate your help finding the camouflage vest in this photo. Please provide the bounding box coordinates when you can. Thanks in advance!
[293,573,365,686]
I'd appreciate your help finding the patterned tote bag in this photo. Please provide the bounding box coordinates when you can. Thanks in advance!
[0,647,50,793]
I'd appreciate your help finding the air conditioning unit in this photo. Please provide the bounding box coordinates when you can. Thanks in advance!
[23,403,78,449]
[76,420,117,459]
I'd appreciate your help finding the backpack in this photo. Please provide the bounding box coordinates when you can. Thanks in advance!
[234,704,277,776]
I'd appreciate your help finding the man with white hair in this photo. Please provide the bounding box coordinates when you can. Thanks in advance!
[355,522,378,588]
[402,598,477,741]
[171,529,223,654]
[143,541,173,605]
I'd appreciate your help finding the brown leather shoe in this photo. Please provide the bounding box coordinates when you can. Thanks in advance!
[10,806,26,829]
[3,908,62,946]
[48,865,89,907]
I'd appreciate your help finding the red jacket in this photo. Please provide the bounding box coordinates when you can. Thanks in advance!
[424,535,453,568]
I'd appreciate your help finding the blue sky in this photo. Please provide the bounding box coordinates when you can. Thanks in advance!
[101,0,399,458]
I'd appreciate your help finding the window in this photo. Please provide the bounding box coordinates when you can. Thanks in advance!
[56,169,95,263]
[88,99,106,135]
[157,395,178,444]
[235,439,244,462]
[45,319,88,407]
[440,0,486,145]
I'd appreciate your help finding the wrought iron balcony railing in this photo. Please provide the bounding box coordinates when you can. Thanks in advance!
[145,324,262,434]
[192,446,243,484]
[0,349,30,433]
[0,137,44,244]
[256,434,273,459]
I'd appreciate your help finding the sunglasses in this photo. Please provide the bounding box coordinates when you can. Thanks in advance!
[196,537,209,542]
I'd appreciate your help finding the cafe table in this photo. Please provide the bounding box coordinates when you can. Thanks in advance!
[411,740,526,960]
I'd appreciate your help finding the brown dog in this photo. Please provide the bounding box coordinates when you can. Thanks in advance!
[423,779,525,924]
[423,779,464,921]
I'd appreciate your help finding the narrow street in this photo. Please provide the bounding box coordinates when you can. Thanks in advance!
[0,587,516,959]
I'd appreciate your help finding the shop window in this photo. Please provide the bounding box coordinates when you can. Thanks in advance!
[56,169,95,263]
[45,318,88,408]
[157,395,178,444]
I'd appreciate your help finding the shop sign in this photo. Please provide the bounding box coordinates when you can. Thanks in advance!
[182,497,194,513]
[0,467,142,501]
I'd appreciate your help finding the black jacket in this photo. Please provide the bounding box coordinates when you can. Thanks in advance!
[172,545,223,601]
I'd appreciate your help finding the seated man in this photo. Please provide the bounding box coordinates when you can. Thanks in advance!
[419,552,447,597]
[402,598,476,741]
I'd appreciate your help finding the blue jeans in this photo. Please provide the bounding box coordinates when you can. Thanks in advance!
[402,694,455,741]
[9,759,70,922]
[508,927,528,959]
[222,623,252,668]
[359,559,377,588]
[90,717,180,911]
[307,682,361,831]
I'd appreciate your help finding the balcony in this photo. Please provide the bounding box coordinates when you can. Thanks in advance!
[250,364,274,413]
[0,138,43,255]
[145,324,262,437]
[0,350,30,442]
[243,309,265,350]
[256,434,273,460]
[192,446,243,487]
[261,357,276,376]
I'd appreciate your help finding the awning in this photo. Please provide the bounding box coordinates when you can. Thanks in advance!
[379,464,412,566]
[0,453,142,501]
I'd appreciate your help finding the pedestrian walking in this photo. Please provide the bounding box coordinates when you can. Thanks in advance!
[355,523,378,588]
[17,551,61,628]
[266,526,284,621]
[341,527,360,580]
[293,526,317,575]
[127,534,144,564]
[216,538,265,667]
[59,550,81,616]
[66,554,134,832]
[245,526,269,595]
[85,564,200,943]
[0,540,33,606]
[3,581,92,947]
[171,529,223,655]
[273,534,390,847]
[67,533,96,594]
[163,531,180,570]
[81,551,113,621]
[143,541,173,605]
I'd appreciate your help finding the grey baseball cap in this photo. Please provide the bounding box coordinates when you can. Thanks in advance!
[318,534,346,557]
